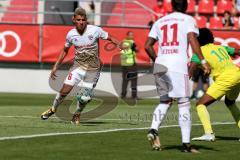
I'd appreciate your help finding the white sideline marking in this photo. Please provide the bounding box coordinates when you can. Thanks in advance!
[0,122,235,141]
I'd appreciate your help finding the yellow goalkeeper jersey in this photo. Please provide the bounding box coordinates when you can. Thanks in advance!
[191,43,238,80]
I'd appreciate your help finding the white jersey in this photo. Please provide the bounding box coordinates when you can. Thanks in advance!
[149,12,199,74]
[65,25,108,70]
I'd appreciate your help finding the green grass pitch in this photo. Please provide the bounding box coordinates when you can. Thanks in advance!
[0,93,239,160]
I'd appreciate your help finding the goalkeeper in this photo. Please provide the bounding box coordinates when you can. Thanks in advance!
[190,28,240,141]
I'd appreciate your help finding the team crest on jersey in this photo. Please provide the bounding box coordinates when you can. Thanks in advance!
[88,35,93,40]
[73,38,78,42]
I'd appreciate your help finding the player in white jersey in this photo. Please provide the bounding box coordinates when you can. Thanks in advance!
[145,0,210,153]
[41,7,123,124]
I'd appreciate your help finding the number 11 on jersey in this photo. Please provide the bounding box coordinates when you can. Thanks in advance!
[161,23,179,46]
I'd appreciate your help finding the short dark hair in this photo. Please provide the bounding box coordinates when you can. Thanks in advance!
[74,7,86,17]
[171,0,188,13]
[223,10,231,16]
[127,31,133,36]
[198,28,214,46]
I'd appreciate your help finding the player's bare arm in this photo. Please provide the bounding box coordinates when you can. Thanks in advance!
[50,46,70,80]
[145,37,157,62]
[107,34,128,50]
[188,32,211,75]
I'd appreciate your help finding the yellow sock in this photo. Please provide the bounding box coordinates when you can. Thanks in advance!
[196,104,213,134]
[227,104,240,128]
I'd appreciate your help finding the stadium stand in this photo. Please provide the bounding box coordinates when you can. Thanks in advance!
[1,0,38,23]
[194,15,207,28]
[216,0,233,14]
[164,0,172,12]
[106,0,177,26]
[186,0,196,14]
[209,16,223,29]
[233,16,240,29]
[198,0,215,14]
[106,0,238,30]
[106,0,155,26]
[0,0,238,30]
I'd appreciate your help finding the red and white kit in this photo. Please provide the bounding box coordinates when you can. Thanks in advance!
[149,12,199,97]
[64,25,108,88]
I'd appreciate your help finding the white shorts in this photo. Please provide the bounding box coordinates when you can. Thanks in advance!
[64,67,100,89]
[155,71,190,98]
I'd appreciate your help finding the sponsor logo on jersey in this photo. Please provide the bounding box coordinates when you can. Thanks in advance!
[88,35,93,40]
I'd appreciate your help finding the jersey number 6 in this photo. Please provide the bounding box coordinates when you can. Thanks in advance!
[68,73,73,80]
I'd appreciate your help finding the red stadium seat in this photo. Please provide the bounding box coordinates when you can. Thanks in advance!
[233,17,240,29]
[194,15,207,28]
[216,0,233,14]
[1,0,38,23]
[187,0,196,13]
[164,0,172,12]
[209,16,223,29]
[198,0,214,14]
[106,1,154,26]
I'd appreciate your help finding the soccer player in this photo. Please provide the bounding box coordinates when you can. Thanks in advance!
[190,28,240,141]
[41,7,123,124]
[145,0,210,152]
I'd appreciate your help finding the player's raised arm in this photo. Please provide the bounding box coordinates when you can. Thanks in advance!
[107,34,119,45]
[96,26,125,50]
[145,37,157,62]
[188,32,211,75]
[50,46,70,80]
[107,34,127,50]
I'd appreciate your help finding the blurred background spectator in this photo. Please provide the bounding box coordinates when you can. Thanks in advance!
[120,31,138,99]
[152,0,168,22]
[222,11,234,29]
[148,0,168,28]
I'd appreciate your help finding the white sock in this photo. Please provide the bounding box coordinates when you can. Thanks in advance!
[178,102,191,143]
[150,103,170,130]
[51,93,66,110]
